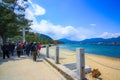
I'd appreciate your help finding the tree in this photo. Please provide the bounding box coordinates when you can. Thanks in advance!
[9,32,53,44]
[26,32,40,43]
[0,0,32,43]
[9,35,22,42]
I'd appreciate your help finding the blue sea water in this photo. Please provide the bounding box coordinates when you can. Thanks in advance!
[58,44,120,58]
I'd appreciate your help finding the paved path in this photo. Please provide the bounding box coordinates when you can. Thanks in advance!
[0,56,64,80]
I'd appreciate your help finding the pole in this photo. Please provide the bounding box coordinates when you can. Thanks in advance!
[76,48,85,80]
[22,27,25,42]
[55,46,59,64]
[46,45,49,58]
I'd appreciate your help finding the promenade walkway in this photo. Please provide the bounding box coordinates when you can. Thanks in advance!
[0,55,64,80]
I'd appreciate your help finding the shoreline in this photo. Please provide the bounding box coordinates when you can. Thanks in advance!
[58,43,120,58]
[59,47,120,59]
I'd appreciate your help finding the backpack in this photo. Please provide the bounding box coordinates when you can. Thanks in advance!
[31,44,38,51]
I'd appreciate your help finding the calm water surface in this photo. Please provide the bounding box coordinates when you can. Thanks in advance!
[58,44,120,58]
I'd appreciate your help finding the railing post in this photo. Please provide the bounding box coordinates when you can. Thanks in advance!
[76,48,85,80]
[55,46,59,64]
[46,45,49,58]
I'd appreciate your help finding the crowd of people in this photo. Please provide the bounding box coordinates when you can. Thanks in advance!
[0,41,41,61]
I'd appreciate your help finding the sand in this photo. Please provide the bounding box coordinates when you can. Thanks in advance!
[40,46,120,80]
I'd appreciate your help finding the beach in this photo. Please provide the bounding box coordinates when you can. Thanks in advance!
[41,46,120,80]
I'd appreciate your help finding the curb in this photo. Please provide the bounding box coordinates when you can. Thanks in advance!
[44,58,78,80]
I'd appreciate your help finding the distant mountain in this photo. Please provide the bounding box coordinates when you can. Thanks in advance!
[58,36,120,44]
[58,38,79,43]
[80,38,104,43]
[106,36,120,42]
[59,38,72,43]
[80,36,120,43]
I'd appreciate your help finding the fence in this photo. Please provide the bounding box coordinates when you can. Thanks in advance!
[41,45,86,80]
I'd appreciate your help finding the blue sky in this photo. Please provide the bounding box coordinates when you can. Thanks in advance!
[25,0,120,40]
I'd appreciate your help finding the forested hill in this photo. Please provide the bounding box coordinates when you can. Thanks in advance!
[39,34,53,40]
[38,34,53,44]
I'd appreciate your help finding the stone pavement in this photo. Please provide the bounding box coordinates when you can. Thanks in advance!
[0,56,65,80]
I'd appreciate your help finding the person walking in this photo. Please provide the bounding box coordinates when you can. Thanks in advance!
[16,43,22,57]
[37,42,41,58]
[20,42,25,55]
[9,42,15,56]
[31,42,38,61]
[1,42,10,59]
[25,43,31,56]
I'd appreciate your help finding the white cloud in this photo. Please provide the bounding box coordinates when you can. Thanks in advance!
[25,9,35,20]
[99,32,120,38]
[90,24,96,27]
[32,4,45,16]
[29,19,91,40]
[25,0,45,19]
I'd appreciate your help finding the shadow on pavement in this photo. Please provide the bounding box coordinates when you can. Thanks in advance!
[0,52,47,65]
[0,55,32,65]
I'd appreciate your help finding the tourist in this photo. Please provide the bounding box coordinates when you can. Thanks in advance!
[1,42,10,59]
[31,42,38,61]
[25,43,31,56]
[9,42,15,56]
[16,43,22,57]
[37,42,41,58]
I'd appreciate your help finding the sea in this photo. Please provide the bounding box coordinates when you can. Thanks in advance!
[58,44,120,58]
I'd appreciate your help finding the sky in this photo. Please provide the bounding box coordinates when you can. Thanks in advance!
[24,0,120,41]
